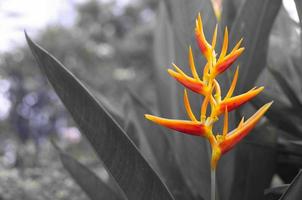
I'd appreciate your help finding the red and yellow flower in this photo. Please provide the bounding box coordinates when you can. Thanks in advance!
[145,13,272,169]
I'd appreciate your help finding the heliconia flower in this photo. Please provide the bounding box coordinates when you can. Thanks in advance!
[145,13,272,170]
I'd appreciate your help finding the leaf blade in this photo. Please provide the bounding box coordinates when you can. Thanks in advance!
[268,67,302,108]
[264,185,288,200]
[230,0,282,91]
[252,93,302,138]
[53,142,124,200]
[153,1,177,117]
[280,170,302,199]
[25,32,175,200]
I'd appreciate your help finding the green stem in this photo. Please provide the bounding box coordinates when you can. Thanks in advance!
[211,167,216,200]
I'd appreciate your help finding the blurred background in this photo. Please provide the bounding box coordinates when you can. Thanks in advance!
[0,0,301,199]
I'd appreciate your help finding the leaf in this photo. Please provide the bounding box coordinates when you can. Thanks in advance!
[252,93,302,138]
[220,0,244,29]
[294,0,302,59]
[277,139,302,183]
[266,5,301,90]
[289,57,302,90]
[279,170,302,199]
[268,67,302,108]
[278,139,302,168]
[264,185,289,200]
[126,87,153,114]
[153,1,176,117]
[95,92,125,127]
[25,32,175,200]
[230,0,282,92]
[53,142,124,200]
[295,0,302,27]
[122,93,160,172]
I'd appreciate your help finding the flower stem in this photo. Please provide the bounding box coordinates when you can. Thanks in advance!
[211,167,216,200]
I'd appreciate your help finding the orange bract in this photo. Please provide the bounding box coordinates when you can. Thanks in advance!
[145,13,272,169]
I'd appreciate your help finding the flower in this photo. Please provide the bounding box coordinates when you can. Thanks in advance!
[145,13,272,169]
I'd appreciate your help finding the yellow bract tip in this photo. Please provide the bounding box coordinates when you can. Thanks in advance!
[265,101,274,109]
[218,27,229,62]
[171,63,185,76]
[188,47,200,80]
[145,114,153,120]
[222,107,228,137]
[232,38,244,52]
[211,24,218,49]
[225,66,239,99]
[238,117,245,128]
[184,89,198,122]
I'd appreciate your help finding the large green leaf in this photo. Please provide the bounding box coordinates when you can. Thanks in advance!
[122,92,160,172]
[279,170,302,199]
[53,142,124,200]
[25,32,175,200]
[278,140,302,167]
[295,0,302,28]
[220,0,244,29]
[153,1,176,117]
[252,93,302,138]
[95,92,125,127]
[294,0,302,59]
[230,0,282,91]
[277,140,302,184]
[267,5,301,84]
[264,185,288,200]
[268,67,302,108]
